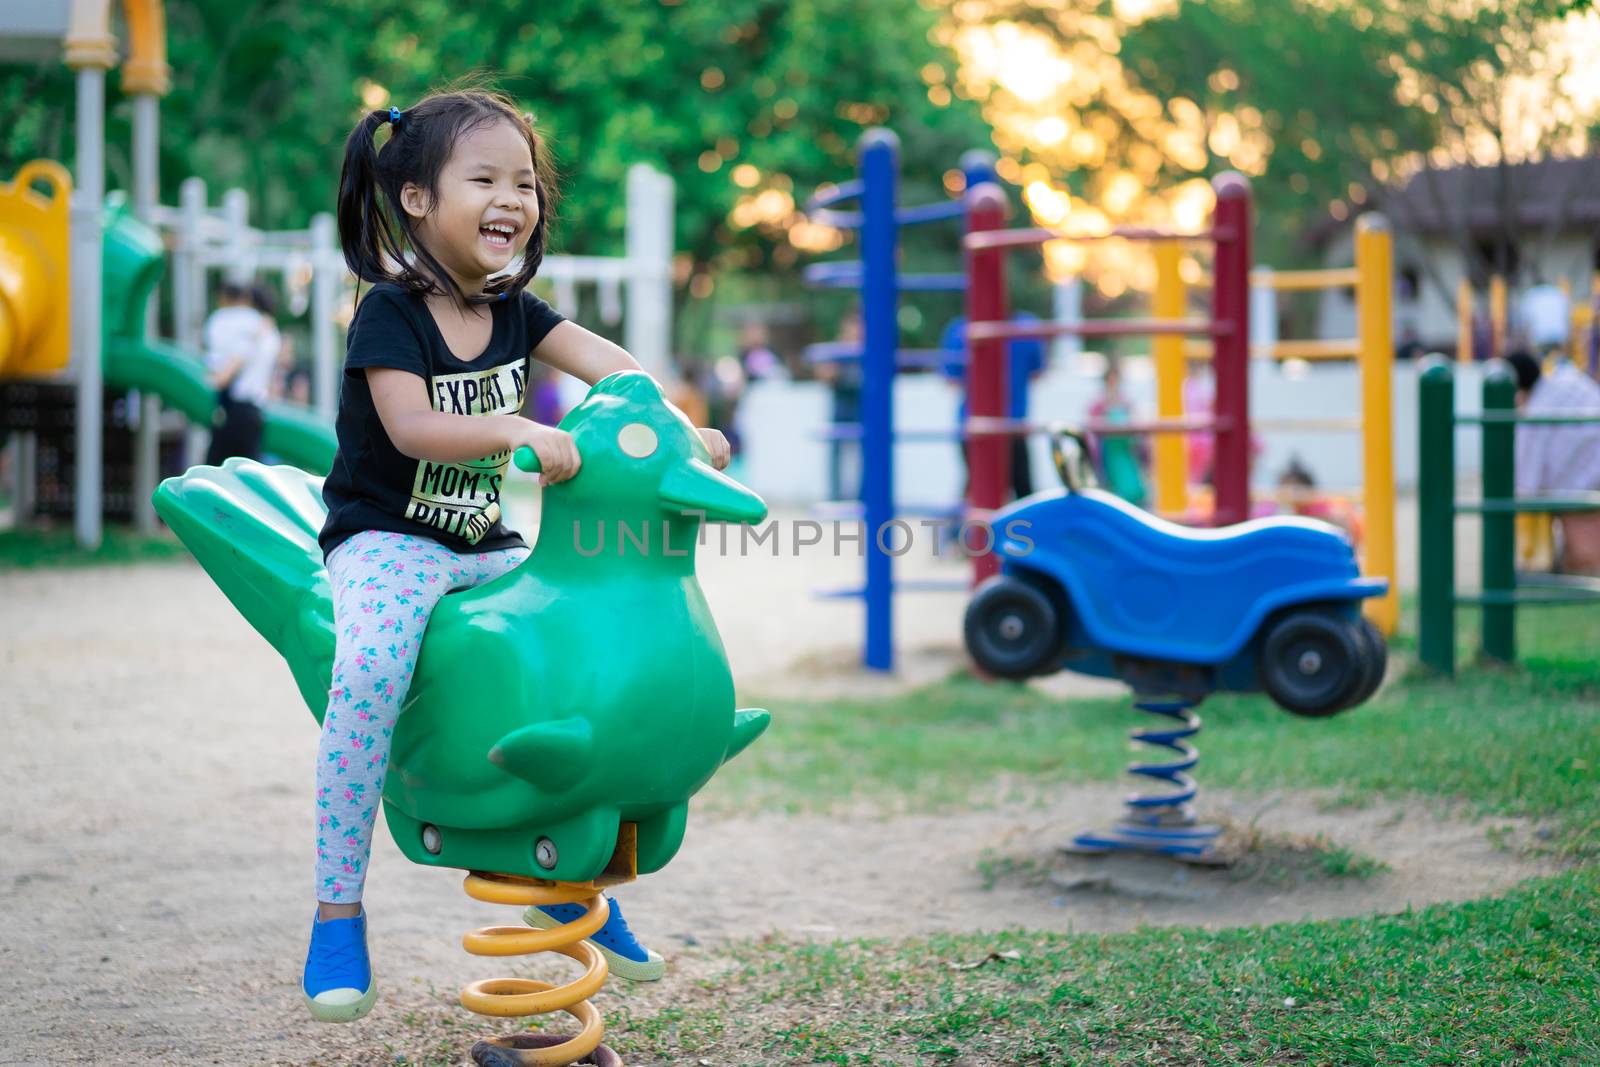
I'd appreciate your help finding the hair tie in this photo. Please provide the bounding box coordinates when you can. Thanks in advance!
[388,106,402,127]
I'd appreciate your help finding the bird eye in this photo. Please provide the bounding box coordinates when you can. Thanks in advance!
[617,422,658,459]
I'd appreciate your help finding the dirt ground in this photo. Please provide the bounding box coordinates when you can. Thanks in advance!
[0,508,1544,1066]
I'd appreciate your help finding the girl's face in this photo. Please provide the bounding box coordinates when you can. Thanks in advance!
[401,120,541,291]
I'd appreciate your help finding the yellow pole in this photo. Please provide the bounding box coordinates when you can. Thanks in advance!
[1457,277,1473,363]
[1489,274,1507,359]
[1152,241,1187,515]
[1355,215,1398,635]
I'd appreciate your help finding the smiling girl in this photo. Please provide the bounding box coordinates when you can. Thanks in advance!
[304,88,727,1022]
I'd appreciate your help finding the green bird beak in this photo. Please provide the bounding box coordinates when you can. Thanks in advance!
[659,459,768,525]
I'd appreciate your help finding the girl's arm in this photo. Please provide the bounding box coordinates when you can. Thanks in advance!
[532,320,642,385]
[531,320,732,469]
[367,368,580,481]
[208,354,245,389]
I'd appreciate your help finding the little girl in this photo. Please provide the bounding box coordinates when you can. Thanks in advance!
[305,88,729,1022]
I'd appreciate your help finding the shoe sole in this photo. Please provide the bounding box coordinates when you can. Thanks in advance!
[521,907,665,982]
[305,979,378,1023]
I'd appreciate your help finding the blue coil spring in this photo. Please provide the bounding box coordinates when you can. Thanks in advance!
[1068,689,1220,858]
[1122,695,1202,826]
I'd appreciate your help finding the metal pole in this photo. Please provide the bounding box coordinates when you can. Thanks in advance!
[1356,214,1398,635]
[1209,172,1252,527]
[1457,277,1474,364]
[858,130,899,672]
[1152,241,1188,515]
[624,164,674,381]
[1051,277,1082,366]
[1481,360,1516,665]
[1417,357,1455,675]
[1489,274,1507,360]
[222,187,251,284]
[72,67,106,549]
[964,181,1009,586]
[178,177,208,466]
[309,212,338,417]
[131,92,161,531]
[1249,265,1277,354]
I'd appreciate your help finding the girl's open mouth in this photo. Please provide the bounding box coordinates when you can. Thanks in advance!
[480,223,516,248]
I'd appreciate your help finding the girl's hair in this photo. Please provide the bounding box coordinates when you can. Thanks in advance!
[337,87,558,306]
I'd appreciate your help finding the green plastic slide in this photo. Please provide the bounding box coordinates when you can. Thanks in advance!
[99,193,335,475]
[103,335,336,474]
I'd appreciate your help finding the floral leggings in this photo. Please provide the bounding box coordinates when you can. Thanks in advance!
[316,530,528,903]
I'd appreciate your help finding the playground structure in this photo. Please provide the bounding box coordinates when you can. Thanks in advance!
[0,1,677,549]
[961,172,1255,554]
[801,128,1401,670]
[800,132,1257,672]
[1417,357,1600,675]
[1149,216,1399,635]
[154,371,769,1066]
[801,131,986,671]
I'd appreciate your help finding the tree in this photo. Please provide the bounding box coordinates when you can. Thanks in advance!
[932,0,1599,303]
[2,0,992,351]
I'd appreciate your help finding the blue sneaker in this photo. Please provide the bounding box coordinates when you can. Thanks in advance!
[303,907,378,1022]
[524,895,664,982]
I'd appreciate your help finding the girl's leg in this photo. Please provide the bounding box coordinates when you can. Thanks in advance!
[315,531,478,904]
[468,543,530,583]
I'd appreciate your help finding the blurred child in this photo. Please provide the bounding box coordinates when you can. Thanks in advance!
[204,282,277,464]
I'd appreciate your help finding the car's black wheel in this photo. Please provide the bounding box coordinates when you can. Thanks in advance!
[964,575,1062,679]
[1258,609,1366,717]
[1345,617,1388,709]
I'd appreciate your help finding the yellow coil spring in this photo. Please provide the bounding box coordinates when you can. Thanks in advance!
[459,872,622,1067]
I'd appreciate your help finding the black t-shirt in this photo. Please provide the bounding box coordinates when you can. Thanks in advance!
[319,283,565,557]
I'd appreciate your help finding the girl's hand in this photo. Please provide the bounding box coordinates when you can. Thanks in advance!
[699,427,731,470]
[511,421,581,485]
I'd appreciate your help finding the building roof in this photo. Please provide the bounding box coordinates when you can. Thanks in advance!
[1311,156,1600,245]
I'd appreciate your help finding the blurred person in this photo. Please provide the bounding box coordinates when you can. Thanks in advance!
[527,359,567,427]
[1506,350,1600,574]
[940,312,1047,501]
[1087,361,1147,505]
[817,308,864,500]
[1519,281,1571,360]
[204,281,276,464]
[1395,322,1425,362]
[283,366,313,407]
[737,320,788,381]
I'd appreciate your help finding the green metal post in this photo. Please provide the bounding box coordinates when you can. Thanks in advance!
[1418,357,1457,675]
[1481,360,1516,665]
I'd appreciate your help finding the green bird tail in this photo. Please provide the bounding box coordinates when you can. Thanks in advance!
[153,458,335,719]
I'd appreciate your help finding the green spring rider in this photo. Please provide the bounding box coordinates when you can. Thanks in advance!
[154,370,771,1066]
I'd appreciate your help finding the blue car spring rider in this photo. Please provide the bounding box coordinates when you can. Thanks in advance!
[964,429,1388,859]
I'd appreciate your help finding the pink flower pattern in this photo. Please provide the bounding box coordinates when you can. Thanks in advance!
[314,530,526,902]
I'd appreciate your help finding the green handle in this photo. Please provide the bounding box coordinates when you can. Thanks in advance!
[513,446,542,474]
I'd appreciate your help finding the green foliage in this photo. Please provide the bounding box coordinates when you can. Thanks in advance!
[1113,0,1590,274]
[1,1,987,279]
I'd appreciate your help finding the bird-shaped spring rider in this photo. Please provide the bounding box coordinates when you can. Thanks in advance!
[153,371,771,1066]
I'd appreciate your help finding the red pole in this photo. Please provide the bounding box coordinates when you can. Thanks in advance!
[965,181,1010,583]
[1209,172,1252,527]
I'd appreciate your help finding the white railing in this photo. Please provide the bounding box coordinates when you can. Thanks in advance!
[149,163,675,417]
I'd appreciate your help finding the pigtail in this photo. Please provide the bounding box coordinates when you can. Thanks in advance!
[337,110,396,284]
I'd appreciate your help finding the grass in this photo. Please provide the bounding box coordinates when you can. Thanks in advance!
[322,605,1599,1067]
[712,602,1600,855]
[0,525,189,569]
[601,866,1600,1065]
